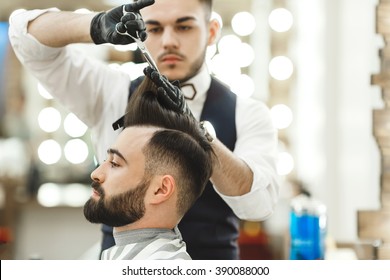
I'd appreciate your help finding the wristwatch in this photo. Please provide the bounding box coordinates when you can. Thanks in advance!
[199,121,216,143]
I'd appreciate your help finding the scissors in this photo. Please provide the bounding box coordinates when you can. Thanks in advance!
[115,6,159,73]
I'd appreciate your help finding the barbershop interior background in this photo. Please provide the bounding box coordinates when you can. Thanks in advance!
[0,0,389,260]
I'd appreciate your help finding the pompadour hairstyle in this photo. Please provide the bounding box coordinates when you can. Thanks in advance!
[123,76,214,216]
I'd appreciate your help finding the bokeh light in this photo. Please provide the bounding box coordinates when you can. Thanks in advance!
[271,104,293,129]
[268,8,294,32]
[232,11,256,36]
[231,74,255,98]
[37,183,62,207]
[64,139,89,164]
[38,107,61,133]
[277,151,295,176]
[237,43,255,68]
[64,113,88,138]
[269,56,294,80]
[38,139,62,165]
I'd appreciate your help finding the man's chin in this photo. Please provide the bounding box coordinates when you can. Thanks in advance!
[161,66,188,82]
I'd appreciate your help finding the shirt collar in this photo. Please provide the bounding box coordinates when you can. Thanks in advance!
[180,64,211,101]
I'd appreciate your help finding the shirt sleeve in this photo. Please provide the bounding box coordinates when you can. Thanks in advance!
[214,97,280,221]
[8,8,131,162]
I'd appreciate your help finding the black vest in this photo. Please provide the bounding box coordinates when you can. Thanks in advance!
[101,76,239,259]
[179,78,239,260]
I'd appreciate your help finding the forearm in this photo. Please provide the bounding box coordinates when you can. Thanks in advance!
[210,139,279,220]
[28,11,96,47]
[210,139,254,196]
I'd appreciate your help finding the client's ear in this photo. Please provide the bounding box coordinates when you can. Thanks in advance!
[149,175,176,205]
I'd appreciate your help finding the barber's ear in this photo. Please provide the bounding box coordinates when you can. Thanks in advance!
[150,175,175,205]
[208,18,221,46]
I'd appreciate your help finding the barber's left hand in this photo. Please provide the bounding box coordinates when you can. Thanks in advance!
[143,66,193,116]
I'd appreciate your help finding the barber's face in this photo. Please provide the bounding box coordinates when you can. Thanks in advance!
[83,127,155,227]
[142,0,217,82]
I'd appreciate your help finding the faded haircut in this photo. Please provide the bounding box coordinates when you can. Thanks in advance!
[123,76,214,217]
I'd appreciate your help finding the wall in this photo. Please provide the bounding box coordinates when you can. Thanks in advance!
[13,201,101,260]
[290,0,382,243]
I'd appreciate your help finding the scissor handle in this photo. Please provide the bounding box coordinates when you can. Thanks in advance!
[115,6,160,73]
[115,22,136,38]
[115,6,142,39]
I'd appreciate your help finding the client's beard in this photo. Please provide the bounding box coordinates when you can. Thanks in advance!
[83,179,149,227]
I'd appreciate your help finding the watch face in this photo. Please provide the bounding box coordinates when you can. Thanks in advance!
[200,121,216,142]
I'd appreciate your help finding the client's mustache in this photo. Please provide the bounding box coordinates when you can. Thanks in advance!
[91,181,104,196]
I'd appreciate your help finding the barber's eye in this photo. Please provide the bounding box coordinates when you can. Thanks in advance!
[148,27,162,34]
[177,25,192,31]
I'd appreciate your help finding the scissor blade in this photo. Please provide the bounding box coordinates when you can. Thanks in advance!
[136,40,160,73]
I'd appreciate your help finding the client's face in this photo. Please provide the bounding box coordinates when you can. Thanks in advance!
[83,127,156,227]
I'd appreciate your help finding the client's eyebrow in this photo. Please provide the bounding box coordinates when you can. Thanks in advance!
[107,148,127,164]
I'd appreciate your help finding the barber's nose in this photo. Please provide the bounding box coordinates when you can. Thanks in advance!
[161,28,179,49]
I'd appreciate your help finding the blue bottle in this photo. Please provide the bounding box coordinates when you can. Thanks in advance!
[289,194,327,260]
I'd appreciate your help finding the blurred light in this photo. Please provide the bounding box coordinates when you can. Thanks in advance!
[218,35,254,68]
[231,74,255,98]
[37,183,91,207]
[63,183,91,207]
[218,34,242,55]
[38,139,62,165]
[37,183,62,207]
[269,56,294,80]
[210,53,241,86]
[64,113,88,138]
[0,138,29,178]
[237,43,255,68]
[271,104,293,129]
[38,107,62,133]
[232,11,256,36]
[277,152,294,176]
[268,8,294,32]
[64,139,89,164]
[37,83,53,100]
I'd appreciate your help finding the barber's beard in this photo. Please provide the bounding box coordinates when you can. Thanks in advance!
[183,49,206,83]
[165,48,206,83]
[83,179,149,227]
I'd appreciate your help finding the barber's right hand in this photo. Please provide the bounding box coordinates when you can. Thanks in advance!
[90,0,155,45]
[144,66,194,117]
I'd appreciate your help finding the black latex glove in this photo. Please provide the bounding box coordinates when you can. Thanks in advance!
[143,66,193,116]
[90,0,155,45]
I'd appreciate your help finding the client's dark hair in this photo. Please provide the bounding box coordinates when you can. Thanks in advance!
[124,76,214,217]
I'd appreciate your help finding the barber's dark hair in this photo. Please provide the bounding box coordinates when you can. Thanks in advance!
[199,0,212,19]
[134,0,213,20]
[124,76,214,217]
